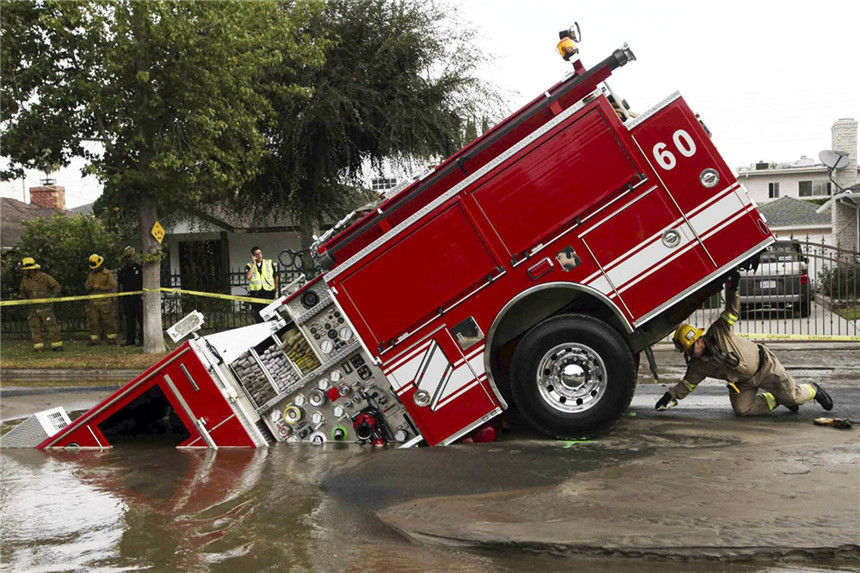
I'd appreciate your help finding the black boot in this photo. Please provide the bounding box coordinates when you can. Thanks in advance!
[786,403,799,413]
[812,383,833,411]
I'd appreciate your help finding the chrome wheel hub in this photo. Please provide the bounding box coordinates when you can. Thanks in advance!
[535,343,607,413]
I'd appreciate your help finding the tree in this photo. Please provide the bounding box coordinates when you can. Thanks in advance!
[1,0,324,352]
[238,0,503,246]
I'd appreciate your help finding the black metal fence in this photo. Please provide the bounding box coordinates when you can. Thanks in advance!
[682,238,859,340]
[1,266,315,340]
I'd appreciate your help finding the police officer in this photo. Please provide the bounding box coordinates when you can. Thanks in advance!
[245,246,279,323]
[19,257,64,352]
[656,271,833,416]
[118,246,143,346]
[85,253,119,345]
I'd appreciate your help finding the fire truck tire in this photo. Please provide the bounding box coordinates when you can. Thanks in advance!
[510,314,636,439]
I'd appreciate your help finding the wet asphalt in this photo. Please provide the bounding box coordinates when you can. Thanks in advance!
[1,343,858,565]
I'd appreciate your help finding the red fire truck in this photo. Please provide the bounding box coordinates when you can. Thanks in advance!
[17,40,774,451]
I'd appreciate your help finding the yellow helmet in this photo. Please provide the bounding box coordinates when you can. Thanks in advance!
[21,257,40,270]
[673,324,705,353]
[88,253,104,269]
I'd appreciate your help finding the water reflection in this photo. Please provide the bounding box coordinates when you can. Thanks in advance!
[1,445,507,572]
[2,443,853,572]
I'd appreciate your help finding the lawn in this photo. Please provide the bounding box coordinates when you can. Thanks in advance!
[0,338,167,373]
[834,306,860,321]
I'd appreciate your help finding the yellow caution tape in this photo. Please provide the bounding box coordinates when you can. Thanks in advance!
[0,291,145,306]
[736,332,860,342]
[1,288,276,306]
[152,287,274,305]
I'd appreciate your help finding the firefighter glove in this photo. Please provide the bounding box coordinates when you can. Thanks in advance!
[726,270,741,290]
[655,392,677,411]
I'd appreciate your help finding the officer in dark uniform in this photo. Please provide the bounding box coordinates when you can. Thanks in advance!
[118,246,143,346]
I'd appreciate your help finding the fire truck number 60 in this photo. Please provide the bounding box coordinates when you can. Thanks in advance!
[652,129,696,170]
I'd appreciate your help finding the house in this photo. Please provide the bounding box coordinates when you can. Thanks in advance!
[757,196,832,244]
[738,118,858,255]
[0,184,72,251]
[160,204,305,296]
[737,119,859,206]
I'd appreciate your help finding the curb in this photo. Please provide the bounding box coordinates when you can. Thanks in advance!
[0,369,141,381]
[0,385,122,397]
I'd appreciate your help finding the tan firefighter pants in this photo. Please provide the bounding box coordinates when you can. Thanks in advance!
[728,348,815,415]
[87,301,118,343]
[28,307,63,350]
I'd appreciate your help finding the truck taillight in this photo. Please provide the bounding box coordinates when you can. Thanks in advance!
[801,274,809,284]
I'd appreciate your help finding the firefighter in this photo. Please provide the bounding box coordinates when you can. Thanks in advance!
[85,253,119,345]
[245,246,279,323]
[19,257,64,352]
[656,271,833,416]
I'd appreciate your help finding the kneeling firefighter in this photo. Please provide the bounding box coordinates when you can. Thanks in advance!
[656,271,833,416]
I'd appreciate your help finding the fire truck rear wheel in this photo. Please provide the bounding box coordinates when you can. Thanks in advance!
[510,314,636,439]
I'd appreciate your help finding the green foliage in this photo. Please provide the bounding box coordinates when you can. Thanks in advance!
[239,0,504,236]
[1,214,123,298]
[2,0,325,213]
[818,264,859,300]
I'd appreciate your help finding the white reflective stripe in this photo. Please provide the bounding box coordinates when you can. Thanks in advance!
[802,384,816,400]
[387,339,485,411]
[761,392,777,411]
[582,186,749,302]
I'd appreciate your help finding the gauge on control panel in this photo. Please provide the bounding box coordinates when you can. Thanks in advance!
[318,378,330,390]
[339,326,353,341]
[311,411,325,425]
[330,370,342,383]
[333,405,345,418]
[320,340,334,354]
[294,394,306,407]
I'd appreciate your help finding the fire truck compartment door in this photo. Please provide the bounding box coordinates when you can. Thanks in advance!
[155,354,256,448]
[470,104,642,259]
[628,94,736,233]
[579,186,712,321]
[384,329,499,446]
[336,201,500,348]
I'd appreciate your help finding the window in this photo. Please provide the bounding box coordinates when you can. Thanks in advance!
[798,180,831,197]
[768,182,780,198]
[371,177,397,191]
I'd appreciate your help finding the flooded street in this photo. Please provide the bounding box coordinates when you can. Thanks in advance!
[2,379,859,572]
[2,440,856,573]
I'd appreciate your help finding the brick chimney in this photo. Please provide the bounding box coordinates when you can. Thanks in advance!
[29,179,66,210]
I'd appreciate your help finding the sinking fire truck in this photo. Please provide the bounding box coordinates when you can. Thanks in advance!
[9,34,775,451]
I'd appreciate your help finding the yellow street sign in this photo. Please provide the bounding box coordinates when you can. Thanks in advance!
[151,220,165,244]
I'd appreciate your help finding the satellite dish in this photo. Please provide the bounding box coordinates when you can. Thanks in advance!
[819,149,849,170]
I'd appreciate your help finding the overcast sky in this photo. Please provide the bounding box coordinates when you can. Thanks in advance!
[3,0,857,209]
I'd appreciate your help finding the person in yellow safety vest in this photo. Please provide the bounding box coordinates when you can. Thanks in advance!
[656,271,833,416]
[245,246,279,324]
[85,253,119,345]
[19,257,64,352]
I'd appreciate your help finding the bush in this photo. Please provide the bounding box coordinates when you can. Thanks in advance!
[818,264,859,300]
[1,213,124,300]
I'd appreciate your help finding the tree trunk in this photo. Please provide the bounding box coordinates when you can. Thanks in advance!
[139,194,166,353]
[299,213,320,250]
